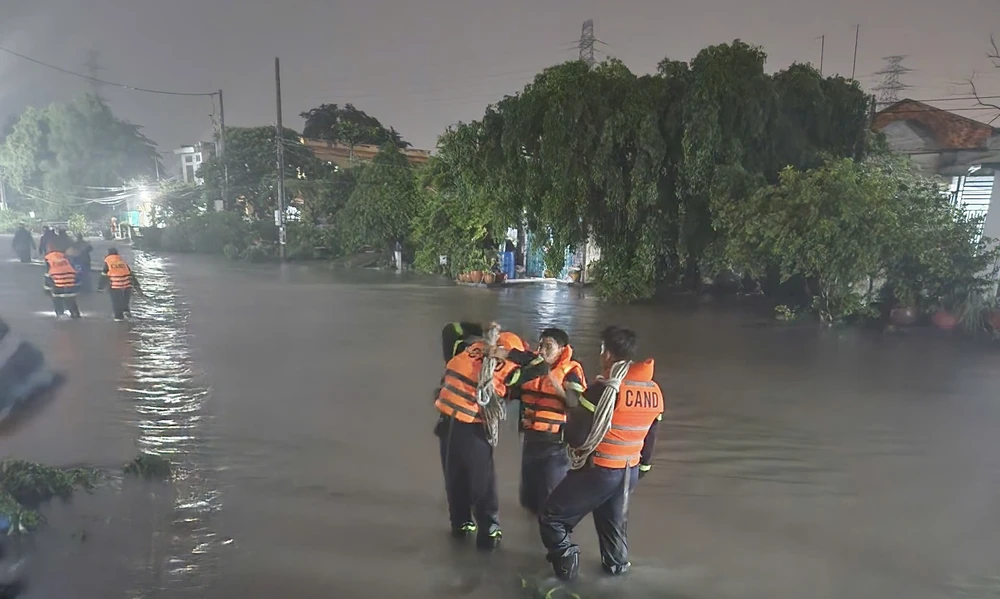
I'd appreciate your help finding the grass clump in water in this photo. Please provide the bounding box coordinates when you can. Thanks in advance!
[122,453,172,481]
[0,460,102,532]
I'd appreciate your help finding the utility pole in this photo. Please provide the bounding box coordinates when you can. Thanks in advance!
[579,20,596,68]
[0,178,7,211]
[819,35,825,76]
[873,55,913,108]
[84,49,106,100]
[851,25,860,80]
[217,89,228,211]
[274,58,286,260]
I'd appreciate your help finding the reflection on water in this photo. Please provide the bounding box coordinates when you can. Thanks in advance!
[121,252,221,593]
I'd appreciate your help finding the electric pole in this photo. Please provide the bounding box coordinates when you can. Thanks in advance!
[217,89,228,210]
[274,58,286,260]
[0,179,7,211]
[84,49,106,100]
[818,35,825,75]
[851,25,860,80]
[873,55,913,108]
[579,20,596,68]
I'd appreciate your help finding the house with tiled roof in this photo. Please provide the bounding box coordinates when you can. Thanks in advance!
[874,99,1000,251]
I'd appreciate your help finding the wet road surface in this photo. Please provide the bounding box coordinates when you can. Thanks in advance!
[5,240,1000,598]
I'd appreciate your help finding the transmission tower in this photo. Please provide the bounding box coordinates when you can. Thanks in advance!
[83,49,107,100]
[872,55,913,107]
[579,20,596,67]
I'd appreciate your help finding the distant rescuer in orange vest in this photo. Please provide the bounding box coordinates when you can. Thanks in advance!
[538,325,664,581]
[434,322,549,551]
[98,248,143,321]
[518,327,586,515]
[43,239,82,319]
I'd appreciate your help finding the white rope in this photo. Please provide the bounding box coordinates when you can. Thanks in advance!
[476,325,506,447]
[569,360,632,470]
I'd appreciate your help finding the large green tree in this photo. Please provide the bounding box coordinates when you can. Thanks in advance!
[0,95,160,218]
[198,126,325,217]
[300,104,410,152]
[339,143,422,251]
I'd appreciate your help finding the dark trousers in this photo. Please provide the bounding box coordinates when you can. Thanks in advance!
[539,465,638,573]
[435,417,500,534]
[109,288,132,319]
[50,294,81,319]
[14,247,30,263]
[519,437,570,514]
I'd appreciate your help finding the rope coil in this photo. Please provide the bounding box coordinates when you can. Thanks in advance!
[477,325,506,447]
[568,360,632,470]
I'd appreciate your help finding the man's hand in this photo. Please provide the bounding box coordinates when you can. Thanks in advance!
[548,372,567,399]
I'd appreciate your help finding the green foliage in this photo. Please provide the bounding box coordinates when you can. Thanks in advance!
[161,212,253,255]
[339,143,423,252]
[67,214,87,236]
[300,103,410,149]
[198,126,325,216]
[155,181,206,225]
[0,210,38,233]
[0,95,160,219]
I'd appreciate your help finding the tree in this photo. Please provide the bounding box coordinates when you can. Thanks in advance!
[339,143,422,251]
[198,126,326,217]
[0,95,160,219]
[299,104,410,154]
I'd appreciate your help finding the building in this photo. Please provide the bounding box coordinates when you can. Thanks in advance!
[874,99,1000,247]
[173,141,216,184]
[299,138,431,169]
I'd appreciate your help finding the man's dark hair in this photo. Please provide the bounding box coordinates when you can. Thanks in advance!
[107,247,119,256]
[600,326,637,361]
[539,327,569,348]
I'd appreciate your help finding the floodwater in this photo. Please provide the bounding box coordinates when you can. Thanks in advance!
[5,242,1000,598]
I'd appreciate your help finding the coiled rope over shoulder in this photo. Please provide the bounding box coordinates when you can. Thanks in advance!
[477,325,506,447]
[568,360,632,470]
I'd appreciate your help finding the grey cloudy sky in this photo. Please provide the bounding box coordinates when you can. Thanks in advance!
[2,0,999,171]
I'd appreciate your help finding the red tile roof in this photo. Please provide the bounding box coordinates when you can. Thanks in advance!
[873,99,997,151]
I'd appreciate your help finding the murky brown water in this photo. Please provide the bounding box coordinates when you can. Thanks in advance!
[5,242,1000,598]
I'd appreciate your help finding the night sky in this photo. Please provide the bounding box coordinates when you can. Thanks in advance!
[2,0,999,171]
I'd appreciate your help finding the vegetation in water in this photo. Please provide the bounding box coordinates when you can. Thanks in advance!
[0,453,171,534]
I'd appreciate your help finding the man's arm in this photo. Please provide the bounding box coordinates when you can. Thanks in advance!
[502,349,550,388]
[563,382,604,447]
[638,413,663,477]
[560,371,585,409]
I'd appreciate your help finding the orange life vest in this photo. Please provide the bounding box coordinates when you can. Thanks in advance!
[591,359,663,469]
[45,252,77,289]
[104,255,132,289]
[521,346,586,435]
[435,340,516,423]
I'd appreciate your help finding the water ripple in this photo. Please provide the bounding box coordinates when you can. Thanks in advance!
[119,251,222,594]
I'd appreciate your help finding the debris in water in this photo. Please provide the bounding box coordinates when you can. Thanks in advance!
[122,454,172,481]
[0,460,101,533]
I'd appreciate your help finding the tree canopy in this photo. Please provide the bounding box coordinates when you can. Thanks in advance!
[198,126,326,217]
[300,103,410,149]
[0,95,160,218]
[339,143,423,251]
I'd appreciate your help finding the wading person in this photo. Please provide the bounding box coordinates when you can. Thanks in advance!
[11,224,34,263]
[98,248,142,321]
[519,328,586,515]
[43,240,81,319]
[538,326,663,581]
[434,324,546,550]
[67,233,93,292]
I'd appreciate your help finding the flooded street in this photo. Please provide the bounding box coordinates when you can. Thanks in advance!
[5,245,1000,598]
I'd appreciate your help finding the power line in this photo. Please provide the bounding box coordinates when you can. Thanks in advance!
[0,45,217,97]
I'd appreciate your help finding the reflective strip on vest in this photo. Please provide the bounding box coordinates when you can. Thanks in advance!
[46,254,77,289]
[434,355,485,424]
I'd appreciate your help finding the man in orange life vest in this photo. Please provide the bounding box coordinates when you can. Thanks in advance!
[538,326,663,581]
[98,248,143,321]
[43,239,82,319]
[434,323,549,550]
[518,328,586,515]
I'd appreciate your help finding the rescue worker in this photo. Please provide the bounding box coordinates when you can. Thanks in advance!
[43,239,81,319]
[67,233,93,292]
[37,226,53,258]
[441,321,484,363]
[434,323,546,551]
[519,328,586,515]
[10,224,34,263]
[538,326,663,581]
[98,248,142,321]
